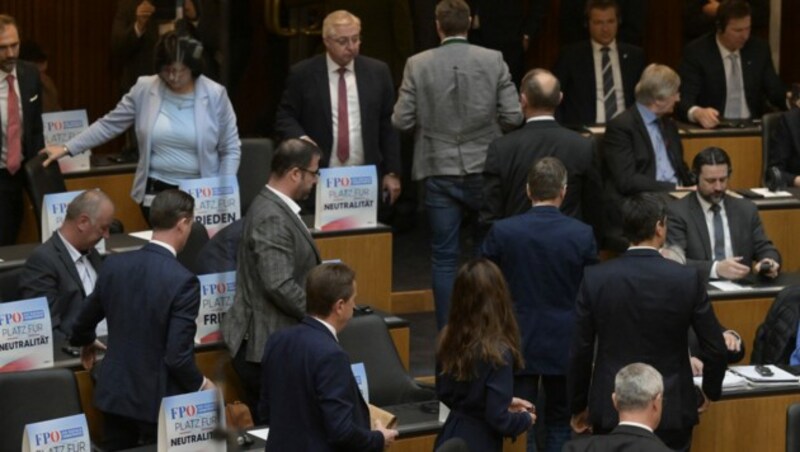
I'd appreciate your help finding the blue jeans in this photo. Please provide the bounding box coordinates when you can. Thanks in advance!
[424,175,484,329]
[515,374,571,452]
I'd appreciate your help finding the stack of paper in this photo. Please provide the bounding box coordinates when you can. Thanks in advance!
[729,365,800,386]
[693,369,748,390]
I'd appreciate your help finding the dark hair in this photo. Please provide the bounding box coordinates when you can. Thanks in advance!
[271,138,322,177]
[154,20,204,78]
[435,0,471,36]
[65,189,112,223]
[585,0,620,20]
[716,0,751,32]
[528,157,567,201]
[437,258,524,381]
[692,146,732,176]
[521,69,561,111]
[149,189,195,230]
[621,193,667,244]
[306,263,356,317]
[0,14,17,32]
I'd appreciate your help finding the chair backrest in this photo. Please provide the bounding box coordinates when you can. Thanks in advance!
[762,112,783,186]
[339,313,436,406]
[177,221,210,274]
[0,267,23,302]
[23,153,68,241]
[237,138,274,216]
[0,367,83,450]
[752,285,800,364]
[788,403,800,452]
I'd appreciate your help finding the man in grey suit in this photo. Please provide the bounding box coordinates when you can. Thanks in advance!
[19,189,115,339]
[392,0,522,328]
[667,146,781,281]
[221,138,322,420]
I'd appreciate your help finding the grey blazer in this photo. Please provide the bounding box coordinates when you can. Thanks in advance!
[221,187,321,362]
[392,39,522,181]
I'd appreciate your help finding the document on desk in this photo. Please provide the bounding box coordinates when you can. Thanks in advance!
[247,428,269,440]
[709,281,755,292]
[749,188,793,198]
[729,365,800,384]
[693,370,748,390]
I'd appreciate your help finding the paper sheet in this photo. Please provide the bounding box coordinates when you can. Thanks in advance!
[749,188,793,198]
[129,230,153,241]
[247,428,269,441]
[709,281,754,292]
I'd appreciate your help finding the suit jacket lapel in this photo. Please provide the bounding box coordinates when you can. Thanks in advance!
[53,233,86,297]
[262,188,321,262]
[688,195,713,259]
[314,56,333,154]
[579,43,597,103]
[194,77,210,161]
[723,196,744,255]
[632,107,656,164]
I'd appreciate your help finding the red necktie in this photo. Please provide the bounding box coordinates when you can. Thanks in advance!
[5,74,21,174]
[336,67,350,164]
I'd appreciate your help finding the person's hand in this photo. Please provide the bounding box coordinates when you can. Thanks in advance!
[184,0,197,21]
[522,35,530,53]
[692,107,721,129]
[509,397,534,413]
[690,356,704,376]
[80,339,107,370]
[200,377,216,391]
[702,0,720,17]
[373,420,398,448]
[299,135,318,147]
[723,330,742,352]
[716,257,750,280]
[752,258,780,279]
[697,388,710,414]
[382,174,401,205]
[40,145,69,167]
[570,408,592,434]
[135,0,155,32]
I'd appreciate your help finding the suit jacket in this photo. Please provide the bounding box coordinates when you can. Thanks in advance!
[568,249,727,435]
[480,119,603,232]
[221,187,321,363]
[562,424,672,452]
[435,349,532,451]
[70,243,204,423]
[275,54,401,176]
[65,75,240,203]
[768,108,800,187]
[0,61,45,162]
[666,193,781,278]
[194,218,244,274]
[19,232,102,338]
[481,206,597,375]
[554,41,645,126]
[260,317,383,451]
[678,33,786,121]
[392,39,522,180]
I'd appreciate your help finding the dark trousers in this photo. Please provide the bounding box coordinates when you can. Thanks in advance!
[232,341,263,423]
[515,374,571,452]
[102,411,157,451]
[0,169,24,245]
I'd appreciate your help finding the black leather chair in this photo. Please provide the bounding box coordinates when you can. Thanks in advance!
[177,221,210,274]
[237,138,274,216]
[23,153,68,241]
[787,403,800,452]
[762,112,783,186]
[0,267,23,302]
[0,368,83,451]
[339,313,436,406]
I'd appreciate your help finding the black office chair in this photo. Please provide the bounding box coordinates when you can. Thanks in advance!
[762,112,783,186]
[787,403,800,452]
[0,368,84,451]
[23,153,68,241]
[339,313,436,407]
[237,138,274,216]
[0,267,23,302]
[177,221,210,274]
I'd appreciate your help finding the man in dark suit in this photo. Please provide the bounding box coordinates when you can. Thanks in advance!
[559,0,646,47]
[19,190,115,339]
[482,157,597,452]
[554,0,645,126]
[275,10,402,204]
[221,138,322,421]
[71,190,215,450]
[603,64,694,249]
[678,0,786,128]
[0,15,44,245]
[564,363,672,452]
[481,68,603,236]
[260,263,398,451]
[569,193,727,451]
[667,146,781,281]
[768,105,800,188]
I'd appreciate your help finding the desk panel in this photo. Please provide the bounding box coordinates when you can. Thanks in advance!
[392,434,526,452]
[682,135,762,188]
[712,296,773,364]
[761,207,800,273]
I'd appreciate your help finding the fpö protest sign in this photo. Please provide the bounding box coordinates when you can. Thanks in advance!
[157,389,226,452]
[314,165,378,231]
[42,110,91,174]
[0,297,53,373]
[195,271,236,344]
[22,414,91,452]
[179,176,240,238]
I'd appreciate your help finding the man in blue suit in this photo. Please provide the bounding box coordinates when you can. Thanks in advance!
[71,190,214,450]
[482,157,597,452]
[259,263,398,451]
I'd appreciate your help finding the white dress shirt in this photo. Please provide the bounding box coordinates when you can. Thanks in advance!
[58,230,98,296]
[591,40,625,124]
[267,184,302,220]
[326,54,364,168]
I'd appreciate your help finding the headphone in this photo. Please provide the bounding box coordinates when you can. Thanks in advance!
[177,35,204,61]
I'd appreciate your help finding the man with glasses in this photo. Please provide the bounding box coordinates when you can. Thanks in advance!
[221,138,323,421]
[275,10,402,205]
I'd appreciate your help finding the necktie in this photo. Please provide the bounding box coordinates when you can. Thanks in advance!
[336,67,350,164]
[5,74,21,174]
[711,204,726,261]
[724,53,743,119]
[601,47,617,121]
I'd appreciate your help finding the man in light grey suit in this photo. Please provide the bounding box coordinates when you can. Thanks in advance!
[221,138,322,420]
[392,0,522,329]
[667,146,781,282]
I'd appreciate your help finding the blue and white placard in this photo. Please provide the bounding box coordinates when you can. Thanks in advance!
[179,176,240,238]
[195,272,236,344]
[351,362,369,404]
[22,414,91,452]
[0,297,53,373]
[42,110,91,173]
[158,389,226,452]
[41,190,82,244]
[314,165,378,231]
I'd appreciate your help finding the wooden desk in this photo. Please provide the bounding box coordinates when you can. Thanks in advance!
[758,198,800,273]
[680,127,762,189]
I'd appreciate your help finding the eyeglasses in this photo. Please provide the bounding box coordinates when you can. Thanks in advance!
[327,35,361,47]
[299,167,321,177]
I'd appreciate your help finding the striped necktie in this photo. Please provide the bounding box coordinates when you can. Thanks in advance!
[601,47,617,121]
